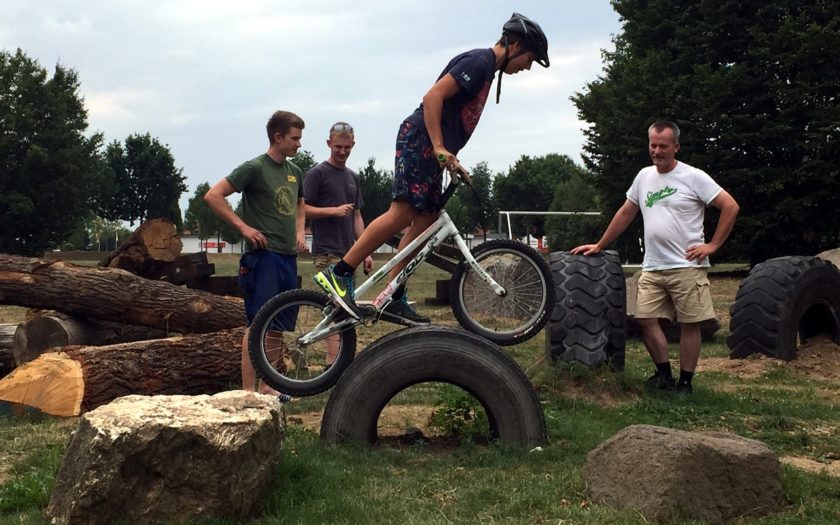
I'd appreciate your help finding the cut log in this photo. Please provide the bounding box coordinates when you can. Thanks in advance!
[0,328,245,417]
[0,323,16,378]
[100,218,183,279]
[12,312,168,366]
[0,254,246,333]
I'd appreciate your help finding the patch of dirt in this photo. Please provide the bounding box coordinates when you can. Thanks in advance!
[781,456,840,478]
[699,337,840,381]
[287,403,443,438]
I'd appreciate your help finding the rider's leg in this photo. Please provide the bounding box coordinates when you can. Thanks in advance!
[338,200,416,270]
[388,211,438,283]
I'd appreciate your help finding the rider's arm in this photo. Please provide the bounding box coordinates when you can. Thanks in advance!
[422,73,461,161]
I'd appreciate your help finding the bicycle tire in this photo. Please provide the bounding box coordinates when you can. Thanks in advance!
[320,325,546,447]
[450,240,554,346]
[248,289,356,397]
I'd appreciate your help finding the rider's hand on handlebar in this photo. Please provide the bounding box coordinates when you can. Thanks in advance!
[436,150,471,185]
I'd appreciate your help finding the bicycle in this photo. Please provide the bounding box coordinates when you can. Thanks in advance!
[248,164,555,397]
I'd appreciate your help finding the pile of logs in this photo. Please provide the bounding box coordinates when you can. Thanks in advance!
[0,218,249,417]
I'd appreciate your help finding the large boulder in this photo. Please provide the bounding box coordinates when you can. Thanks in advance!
[817,247,840,269]
[584,424,783,522]
[46,391,285,525]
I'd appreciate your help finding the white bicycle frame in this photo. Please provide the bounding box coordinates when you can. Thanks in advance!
[299,209,506,345]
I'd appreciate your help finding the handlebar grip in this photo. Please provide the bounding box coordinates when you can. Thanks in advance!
[437,153,447,164]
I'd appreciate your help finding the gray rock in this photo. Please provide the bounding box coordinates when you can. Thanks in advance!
[584,424,783,522]
[817,248,840,269]
[46,391,284,525]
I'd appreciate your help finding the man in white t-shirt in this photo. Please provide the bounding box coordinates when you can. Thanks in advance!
[572,120,739,393]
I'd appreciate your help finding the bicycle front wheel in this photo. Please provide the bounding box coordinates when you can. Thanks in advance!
[248,289,357,397]
[450,240,554,346]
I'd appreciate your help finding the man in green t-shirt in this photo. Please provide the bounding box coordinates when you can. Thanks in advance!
[204,110,307,397]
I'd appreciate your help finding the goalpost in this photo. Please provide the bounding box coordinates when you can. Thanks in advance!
[497,210,601,249]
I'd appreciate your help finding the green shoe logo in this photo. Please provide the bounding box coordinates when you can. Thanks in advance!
[329,274,347,297]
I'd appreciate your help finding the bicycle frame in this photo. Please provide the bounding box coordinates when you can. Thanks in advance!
[299,209,506,345]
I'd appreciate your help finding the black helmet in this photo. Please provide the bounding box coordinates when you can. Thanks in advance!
[502,12,549,68]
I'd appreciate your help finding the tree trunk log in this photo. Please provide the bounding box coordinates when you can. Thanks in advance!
[100,218,183,279]
[0,324,15,378]
[0,328,245,417]
[0,254,246,333]
[12,312,168,366]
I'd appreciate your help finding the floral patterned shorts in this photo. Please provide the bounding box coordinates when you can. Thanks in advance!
[393,121,444,213]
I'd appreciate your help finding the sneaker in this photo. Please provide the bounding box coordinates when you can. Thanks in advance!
[381,295,431,326]
[644,373,676,391]
[675,381,693,394]
[314,265,361,319]
[278,393,294,403]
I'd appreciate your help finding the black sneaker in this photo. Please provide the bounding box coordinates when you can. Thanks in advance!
[675,381,693,394]
[644,373,676,391]
[381,296,431,326]
[314,265,362,319]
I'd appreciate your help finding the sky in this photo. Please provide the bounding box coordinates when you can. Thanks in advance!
[1,1,622,214]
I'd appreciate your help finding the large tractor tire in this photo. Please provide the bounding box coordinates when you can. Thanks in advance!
[320,326,546,447]
[728,256,840,361]
[545,251,626,370]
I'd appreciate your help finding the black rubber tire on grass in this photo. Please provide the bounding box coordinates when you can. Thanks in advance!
[727,256,840,361]
[545,251,626,370]
[450,240,554,346]
[320,326,546,447]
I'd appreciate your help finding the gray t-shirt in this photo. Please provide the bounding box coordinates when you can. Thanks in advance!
[626,161,722,270]
[303,161,364,256]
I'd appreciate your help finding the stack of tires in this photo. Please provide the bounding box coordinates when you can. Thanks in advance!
[728,255,840,361]
[545,251,626,370]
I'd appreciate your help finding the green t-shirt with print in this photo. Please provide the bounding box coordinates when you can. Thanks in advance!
[226,154,303,255]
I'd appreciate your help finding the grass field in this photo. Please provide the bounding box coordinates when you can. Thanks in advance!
[1,253,839,524]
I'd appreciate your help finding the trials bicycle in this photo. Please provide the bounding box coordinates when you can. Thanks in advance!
[248,165,555,397]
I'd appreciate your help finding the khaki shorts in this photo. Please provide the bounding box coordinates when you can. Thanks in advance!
[635,268,715,324]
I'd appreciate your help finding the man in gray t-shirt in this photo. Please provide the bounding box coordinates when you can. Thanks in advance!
[303,122,373,364]
[303,122,373,273]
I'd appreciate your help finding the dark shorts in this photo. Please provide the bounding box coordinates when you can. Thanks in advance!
[238,250,298,324]
[393,121,445,213]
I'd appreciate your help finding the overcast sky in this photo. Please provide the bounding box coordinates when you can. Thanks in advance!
[2,1,621,213]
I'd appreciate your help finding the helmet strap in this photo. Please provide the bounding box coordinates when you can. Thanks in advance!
[496,37,511,104]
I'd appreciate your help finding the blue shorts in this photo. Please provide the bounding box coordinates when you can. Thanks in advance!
[238,250,298,324]
[393,121,445,213]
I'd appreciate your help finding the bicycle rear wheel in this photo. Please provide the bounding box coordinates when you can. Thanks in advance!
[248,289,356,397]
[450,240,554,346]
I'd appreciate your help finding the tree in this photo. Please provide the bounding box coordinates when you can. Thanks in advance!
[493,154,584,238]
[357,158,393,225]
[99,133,187,228]
[545,170,605,253]
[184,182,223,241]
[291,149,317,174]
[573,0,840,265]
[0,49,106,255]
[445,161,497,237]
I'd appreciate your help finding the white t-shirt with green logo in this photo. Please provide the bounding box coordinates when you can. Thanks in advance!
[626,161,722,270]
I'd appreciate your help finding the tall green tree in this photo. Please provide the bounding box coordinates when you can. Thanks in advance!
[446,161,497,236]
[0,49,106,255]
[493,154,585,238]
[574,0,840,264]
[291,149,317,174]
[357,158,393,225]
[545,170,605,253]
[99,133,187,227]
[184,182,223,241]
